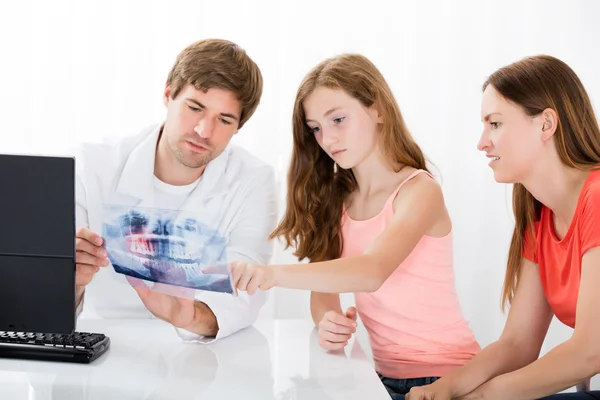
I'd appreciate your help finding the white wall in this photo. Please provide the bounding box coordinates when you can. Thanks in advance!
[2,0,599,386]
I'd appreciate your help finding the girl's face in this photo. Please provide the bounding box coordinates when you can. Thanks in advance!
[478,85,549,183]
[303,87,382,170]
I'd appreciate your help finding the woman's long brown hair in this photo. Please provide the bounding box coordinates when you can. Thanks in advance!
[483,55,600,310]
[271,54,429,262]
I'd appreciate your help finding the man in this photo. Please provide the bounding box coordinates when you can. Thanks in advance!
[74,38,277,342]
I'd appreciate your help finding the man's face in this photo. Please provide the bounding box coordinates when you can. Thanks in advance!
[162,84,242,169]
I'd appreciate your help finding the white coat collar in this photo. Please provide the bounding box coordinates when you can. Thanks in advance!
[115,123,231,203]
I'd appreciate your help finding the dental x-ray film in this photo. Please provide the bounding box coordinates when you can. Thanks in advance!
[101,204,234,297]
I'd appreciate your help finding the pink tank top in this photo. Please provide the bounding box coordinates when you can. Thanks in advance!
[341,170,480,379]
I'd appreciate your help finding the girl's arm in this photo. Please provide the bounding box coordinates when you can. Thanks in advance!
[310,291,357,351]
[240,174,446,293]
[310,292,342,325]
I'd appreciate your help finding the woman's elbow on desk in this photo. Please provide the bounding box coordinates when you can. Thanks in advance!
[572,336,600,377]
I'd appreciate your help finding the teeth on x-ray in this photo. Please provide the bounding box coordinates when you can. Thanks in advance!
[127,236,192,260]
[101,205,233,294]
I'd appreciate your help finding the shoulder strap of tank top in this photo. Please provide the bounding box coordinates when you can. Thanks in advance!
[386,169,434,207]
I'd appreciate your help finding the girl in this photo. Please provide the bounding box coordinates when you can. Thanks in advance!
[405,55,600,399]
[230,54,480,399]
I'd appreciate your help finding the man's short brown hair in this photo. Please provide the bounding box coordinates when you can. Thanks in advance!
[166,38,263,129]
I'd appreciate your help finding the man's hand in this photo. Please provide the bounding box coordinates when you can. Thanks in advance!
[131,278,218,336]
[75,227,109,305]
[317,307,358,351]
[76,227,109,286]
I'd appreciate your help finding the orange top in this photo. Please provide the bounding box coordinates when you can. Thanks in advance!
[523,169,600,329]
[341,170,480,379]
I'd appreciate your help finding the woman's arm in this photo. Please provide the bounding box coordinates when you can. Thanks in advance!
[408,258,554,399]
[463,247,600,400]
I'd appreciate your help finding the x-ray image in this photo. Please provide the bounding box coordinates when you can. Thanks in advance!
[102,204,234,294]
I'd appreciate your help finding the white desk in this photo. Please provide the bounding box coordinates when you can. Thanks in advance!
[0,319,390,399]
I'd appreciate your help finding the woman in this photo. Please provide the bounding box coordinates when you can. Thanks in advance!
[405,55,600,399]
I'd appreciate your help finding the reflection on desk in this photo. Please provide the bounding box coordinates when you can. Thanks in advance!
[0,319,390,399]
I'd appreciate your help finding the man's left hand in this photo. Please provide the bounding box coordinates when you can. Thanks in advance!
[133,282,197,328]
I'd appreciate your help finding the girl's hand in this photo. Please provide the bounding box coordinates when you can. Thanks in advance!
[230,261,275,295]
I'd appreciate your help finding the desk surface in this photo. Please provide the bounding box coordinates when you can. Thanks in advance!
[0,318,390,399]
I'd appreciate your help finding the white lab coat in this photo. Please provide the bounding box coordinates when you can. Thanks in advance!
[75,123,278,342]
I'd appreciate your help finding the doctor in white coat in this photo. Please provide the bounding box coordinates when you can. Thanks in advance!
[73,38,278,343]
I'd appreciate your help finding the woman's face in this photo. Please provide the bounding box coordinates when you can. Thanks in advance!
[478,85,548,183]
